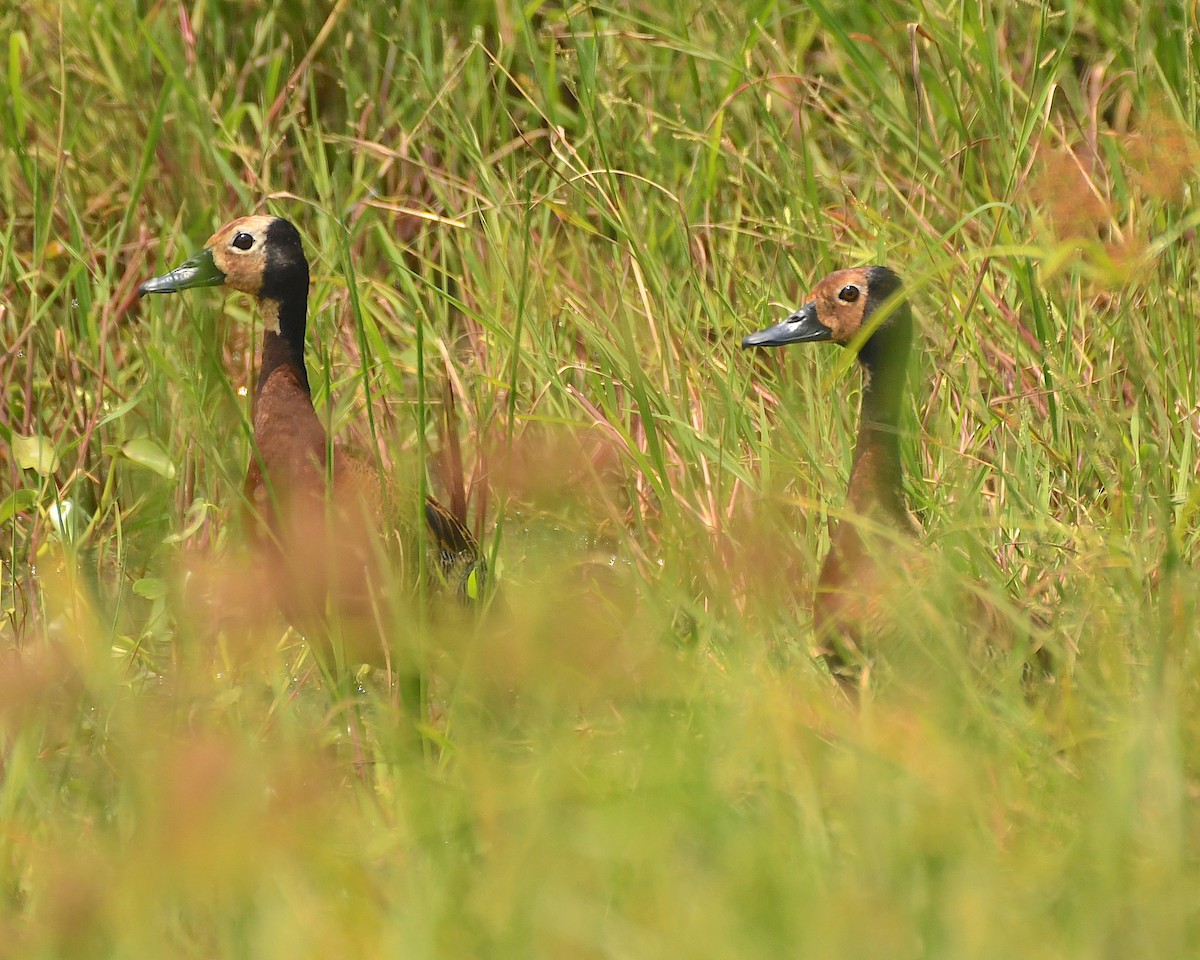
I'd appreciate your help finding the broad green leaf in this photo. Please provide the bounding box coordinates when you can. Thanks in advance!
[121,438,177,480]
[12,434,59,475]
[132,578,168,600]
[0,488,38,523]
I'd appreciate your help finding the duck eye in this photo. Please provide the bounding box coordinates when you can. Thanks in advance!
[232,232,255,251]
[838,285,860,303]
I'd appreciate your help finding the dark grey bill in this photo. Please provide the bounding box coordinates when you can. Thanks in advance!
[741,301,833,348]
[139,247,225,297]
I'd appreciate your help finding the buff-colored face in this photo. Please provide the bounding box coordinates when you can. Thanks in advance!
[803,267,873,344]
[203,215,278,296]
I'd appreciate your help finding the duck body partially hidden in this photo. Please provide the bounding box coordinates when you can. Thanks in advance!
[141,215,480,660]
[743,265,916,683]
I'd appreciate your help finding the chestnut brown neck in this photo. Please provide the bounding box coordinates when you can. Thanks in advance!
[256,294,309,397]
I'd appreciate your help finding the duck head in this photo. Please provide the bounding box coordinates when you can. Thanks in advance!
[742,265,909,362]
[139,215,308,302]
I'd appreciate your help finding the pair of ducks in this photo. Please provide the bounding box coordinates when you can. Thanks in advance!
[142,215,911,681]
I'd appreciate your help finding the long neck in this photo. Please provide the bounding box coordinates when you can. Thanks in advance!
[256,294,310,397]
[847,312,911,523]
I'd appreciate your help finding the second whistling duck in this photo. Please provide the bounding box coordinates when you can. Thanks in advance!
[743,265,915,684]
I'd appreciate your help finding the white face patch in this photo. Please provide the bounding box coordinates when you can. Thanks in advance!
[259,298,282,335]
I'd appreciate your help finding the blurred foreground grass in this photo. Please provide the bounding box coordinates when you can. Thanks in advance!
[2,1,1200,956]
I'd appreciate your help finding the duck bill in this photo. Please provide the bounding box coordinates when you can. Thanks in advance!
[741,301,832,348]
[139,247,225,297]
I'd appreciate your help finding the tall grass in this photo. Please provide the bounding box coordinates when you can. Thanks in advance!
[2,0,1200,956]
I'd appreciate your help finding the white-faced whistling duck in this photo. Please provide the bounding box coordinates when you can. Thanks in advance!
[140,215,482,656]
[743,265,916,685]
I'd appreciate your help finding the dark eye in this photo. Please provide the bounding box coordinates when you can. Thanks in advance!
[838,285,860,303]
[232,232,255,251]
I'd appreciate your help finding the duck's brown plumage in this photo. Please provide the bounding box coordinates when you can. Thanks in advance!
[141,215,479,657]
[743,265,916,683]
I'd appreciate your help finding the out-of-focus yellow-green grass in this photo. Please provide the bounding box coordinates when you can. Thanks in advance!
[2,1,1200,956]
